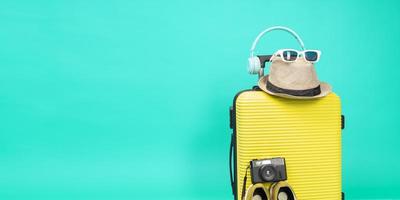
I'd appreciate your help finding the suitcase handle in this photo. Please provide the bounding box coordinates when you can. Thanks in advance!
[229,133,235,195]
[257,55,273,68]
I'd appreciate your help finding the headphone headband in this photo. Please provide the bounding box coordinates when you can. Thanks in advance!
[250,26,305,57]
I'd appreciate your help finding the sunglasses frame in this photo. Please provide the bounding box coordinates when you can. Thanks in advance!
[271,49,321,63]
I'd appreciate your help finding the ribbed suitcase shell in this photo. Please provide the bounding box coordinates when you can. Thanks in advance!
[232,89,342,200]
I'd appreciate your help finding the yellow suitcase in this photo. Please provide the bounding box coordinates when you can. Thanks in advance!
[229,87,344,200]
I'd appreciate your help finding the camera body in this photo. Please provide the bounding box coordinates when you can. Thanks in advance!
[250,157,287,184]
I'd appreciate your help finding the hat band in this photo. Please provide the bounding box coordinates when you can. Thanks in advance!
[267,79,321,97]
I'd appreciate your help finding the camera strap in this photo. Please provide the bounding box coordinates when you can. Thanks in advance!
[241,165,250,200]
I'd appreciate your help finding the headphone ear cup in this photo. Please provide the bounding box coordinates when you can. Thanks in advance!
[248,56,261,74]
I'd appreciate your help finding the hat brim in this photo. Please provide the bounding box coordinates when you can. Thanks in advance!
[258,75,332,99]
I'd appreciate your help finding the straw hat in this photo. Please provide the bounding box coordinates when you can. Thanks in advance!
[258,56,331,99]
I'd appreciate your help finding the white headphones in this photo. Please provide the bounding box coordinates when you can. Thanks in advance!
[248,26,306,77]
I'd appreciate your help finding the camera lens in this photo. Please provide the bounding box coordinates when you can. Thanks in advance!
[259,165,276,182]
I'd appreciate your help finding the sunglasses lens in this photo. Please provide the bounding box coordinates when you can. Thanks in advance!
[282,50,298,61]
[304,51,319,62]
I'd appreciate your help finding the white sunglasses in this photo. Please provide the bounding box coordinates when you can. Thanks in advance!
[271,49,321,63]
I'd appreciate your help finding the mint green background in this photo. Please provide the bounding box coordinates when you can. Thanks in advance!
[0,0,399,199]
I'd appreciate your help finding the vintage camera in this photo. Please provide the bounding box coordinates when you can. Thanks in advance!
[250,157,287,184]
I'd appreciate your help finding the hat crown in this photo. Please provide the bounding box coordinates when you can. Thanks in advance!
[268,57,320,90]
